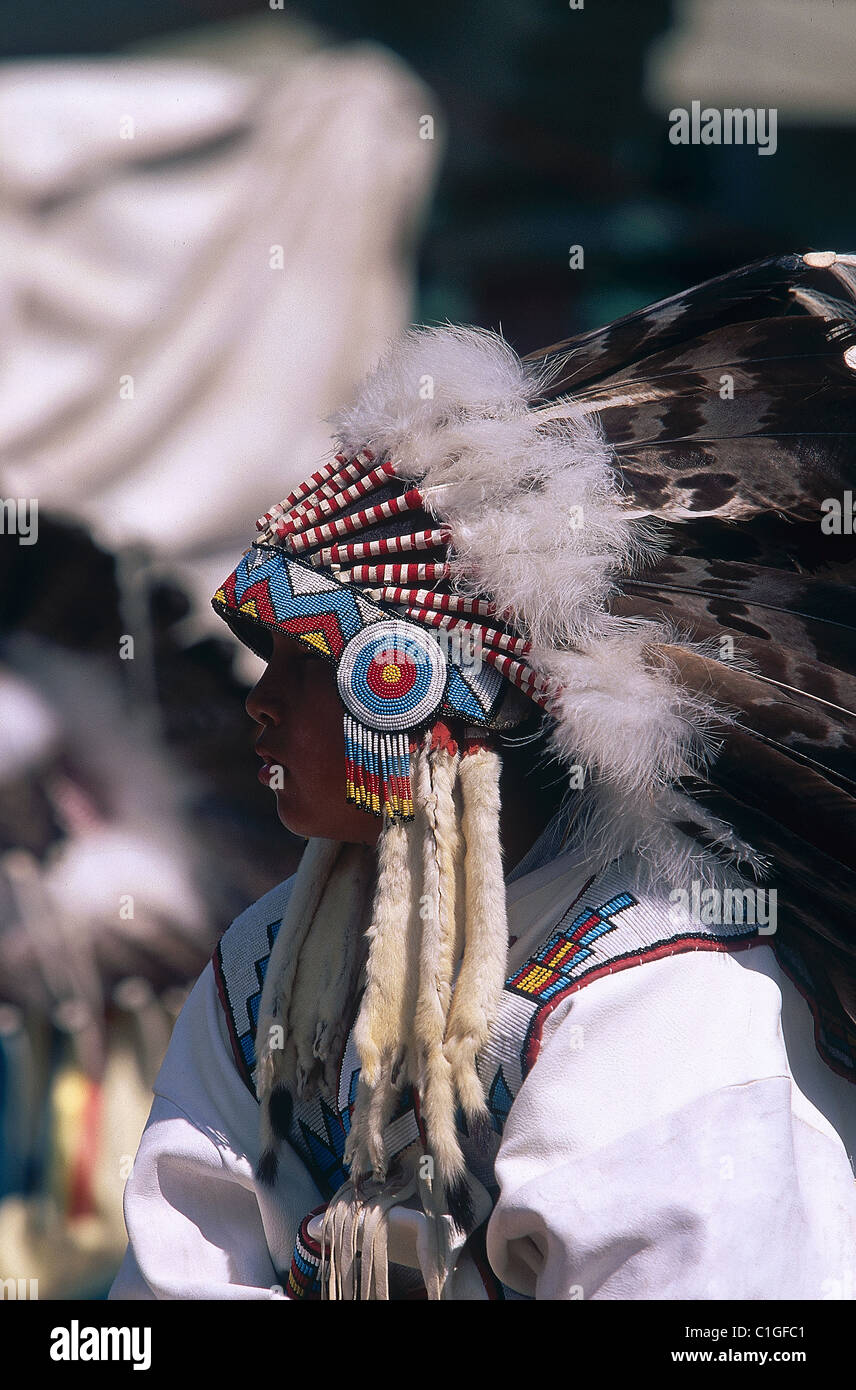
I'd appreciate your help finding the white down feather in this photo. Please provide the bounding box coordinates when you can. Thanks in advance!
[330,325,761,885]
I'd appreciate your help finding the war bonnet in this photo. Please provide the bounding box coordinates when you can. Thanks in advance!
[212,251,856,1294]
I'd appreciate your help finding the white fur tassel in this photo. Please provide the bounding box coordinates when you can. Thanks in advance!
[444,745,507,1127]
[345,811,420,1182]
[256,839,342,1123]
[412,732,466,1198]
[289,842,373,1100]
[350,816,414,1091]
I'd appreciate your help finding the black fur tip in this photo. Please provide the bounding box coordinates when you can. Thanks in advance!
[256,1147,279,1186]
[446,1175,476,1234]
[269,1084,294,1140]
[468,1110,493,1152]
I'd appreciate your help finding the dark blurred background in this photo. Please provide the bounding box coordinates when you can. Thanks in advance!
[3,0,854,344]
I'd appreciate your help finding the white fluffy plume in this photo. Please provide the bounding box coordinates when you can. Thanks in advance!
[331,325,759,883]
[331,325,653,650]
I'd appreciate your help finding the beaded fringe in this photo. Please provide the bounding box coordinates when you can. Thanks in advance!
[344,714,414,820]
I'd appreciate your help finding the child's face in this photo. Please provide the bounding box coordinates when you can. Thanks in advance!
[245,631,383,846]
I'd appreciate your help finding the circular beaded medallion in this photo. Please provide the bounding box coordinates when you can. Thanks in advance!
[337,621,447,732]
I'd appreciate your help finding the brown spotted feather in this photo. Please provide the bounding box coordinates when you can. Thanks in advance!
[527,251,856,1034]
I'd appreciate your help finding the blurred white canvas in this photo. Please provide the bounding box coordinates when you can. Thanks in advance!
[0,18,441,655]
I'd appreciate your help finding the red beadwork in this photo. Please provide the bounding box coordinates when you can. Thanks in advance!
[365,652,418,701]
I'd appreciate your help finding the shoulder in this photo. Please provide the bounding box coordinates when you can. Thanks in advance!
[212,874,297,1098]
[470,852,772,1145]
[501,852,766,1072]
[497,856,856,1149]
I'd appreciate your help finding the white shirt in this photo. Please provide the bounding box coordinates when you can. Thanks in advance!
[109,834,856,1300]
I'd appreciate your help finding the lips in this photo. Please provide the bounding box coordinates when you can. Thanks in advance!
[255,743,287,787]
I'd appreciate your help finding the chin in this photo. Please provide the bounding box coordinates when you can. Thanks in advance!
[274,791,340,842]
[274,794,321,840]
[275,791,380,847]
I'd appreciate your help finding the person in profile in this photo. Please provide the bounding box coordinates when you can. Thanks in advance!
[111,252,856,1300]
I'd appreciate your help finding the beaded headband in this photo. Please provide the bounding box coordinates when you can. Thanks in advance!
[212,447,536,820]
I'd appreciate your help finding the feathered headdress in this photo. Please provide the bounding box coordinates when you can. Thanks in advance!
[213,250,856,1296]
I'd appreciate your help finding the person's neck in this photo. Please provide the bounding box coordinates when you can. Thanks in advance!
[498,739,568,875]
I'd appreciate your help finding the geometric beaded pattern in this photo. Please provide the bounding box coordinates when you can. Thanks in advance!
[285,1207,326,1300]
[212,877,294,1096]
[222,442,554,720]
[213,542,509,730]
[213,858,769,1181]
[482,860,765,1089]
[506,892,637,1002]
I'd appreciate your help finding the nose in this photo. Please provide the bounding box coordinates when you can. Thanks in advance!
[245,665,283,728]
